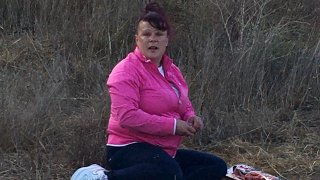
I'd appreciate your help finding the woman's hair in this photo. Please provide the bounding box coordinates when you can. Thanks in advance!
[138,2,171,36]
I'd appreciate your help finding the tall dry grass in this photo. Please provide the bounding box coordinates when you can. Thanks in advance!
[1,0,319,179]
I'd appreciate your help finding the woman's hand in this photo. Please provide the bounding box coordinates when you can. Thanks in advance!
[186,116,203,132]
[175,119,196,137]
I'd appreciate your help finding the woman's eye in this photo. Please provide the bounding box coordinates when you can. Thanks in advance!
[156,32,164,36]
[142,32,151,36]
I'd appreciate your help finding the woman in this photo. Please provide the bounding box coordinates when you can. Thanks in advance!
[71,2,227,180]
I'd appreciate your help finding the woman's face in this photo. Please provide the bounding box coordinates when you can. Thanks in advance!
[135,21,168,65]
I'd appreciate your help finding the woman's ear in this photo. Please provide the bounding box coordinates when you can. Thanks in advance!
[135,34,138,43]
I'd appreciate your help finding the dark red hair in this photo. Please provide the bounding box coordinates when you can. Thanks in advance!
[138,2,171,36]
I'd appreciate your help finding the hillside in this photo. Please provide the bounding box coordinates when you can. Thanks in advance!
[1,0,319,179]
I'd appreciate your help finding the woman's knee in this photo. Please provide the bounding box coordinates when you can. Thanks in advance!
[213,157,227,177]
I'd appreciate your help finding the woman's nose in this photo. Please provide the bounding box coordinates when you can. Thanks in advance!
[149,35,158,42]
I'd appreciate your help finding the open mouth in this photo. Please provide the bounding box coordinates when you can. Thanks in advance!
[148,46,159,50]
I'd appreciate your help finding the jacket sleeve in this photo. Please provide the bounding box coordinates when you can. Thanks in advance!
[182,99,196,121]
[107,68,175,136]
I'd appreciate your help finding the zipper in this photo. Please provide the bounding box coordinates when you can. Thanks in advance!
[158,65,182,104]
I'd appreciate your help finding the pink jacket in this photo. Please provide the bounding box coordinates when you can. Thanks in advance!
[106,47,195,156]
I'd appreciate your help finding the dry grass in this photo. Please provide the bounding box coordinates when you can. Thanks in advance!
[1,0,320,179]
[212,137,319,180]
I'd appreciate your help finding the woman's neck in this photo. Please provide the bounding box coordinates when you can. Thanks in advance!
[151,58,162,67]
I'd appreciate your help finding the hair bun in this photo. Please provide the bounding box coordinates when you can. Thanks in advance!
[145,2,164,16]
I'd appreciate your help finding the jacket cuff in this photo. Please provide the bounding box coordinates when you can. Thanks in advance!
[173,118,177,135]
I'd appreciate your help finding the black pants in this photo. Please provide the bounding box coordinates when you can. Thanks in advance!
[105,143,227,180]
